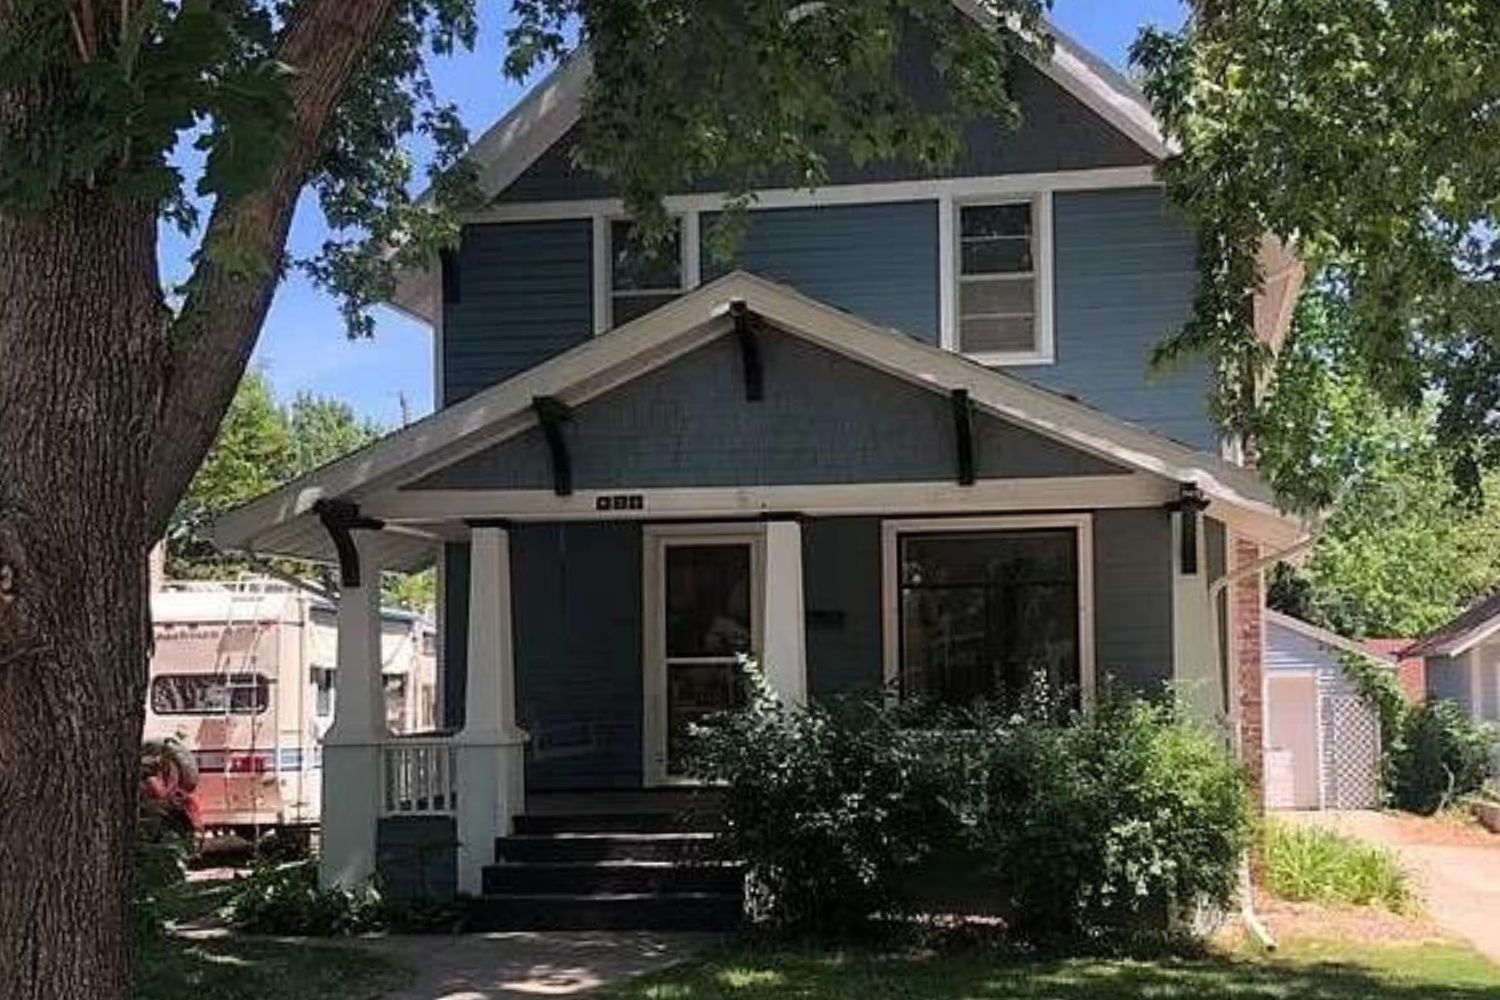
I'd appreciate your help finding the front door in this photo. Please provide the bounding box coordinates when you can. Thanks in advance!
[644,528,761,784]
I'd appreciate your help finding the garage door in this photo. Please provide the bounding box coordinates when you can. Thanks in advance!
[1266,674,1320,810]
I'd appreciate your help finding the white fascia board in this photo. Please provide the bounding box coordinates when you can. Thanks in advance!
[219,271,1300,553]
[1265,609,1397,667]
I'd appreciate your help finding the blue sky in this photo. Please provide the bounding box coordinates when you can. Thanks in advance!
[175,0,1184,427]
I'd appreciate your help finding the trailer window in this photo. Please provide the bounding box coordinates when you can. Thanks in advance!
[150,673,270,715]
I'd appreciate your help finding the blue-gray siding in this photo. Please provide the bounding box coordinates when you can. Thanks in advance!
[442,219,593,404]
[513,523,643,790]
[1040,188,1210,449]
[440,188,1212,447]
[1093,508,1174,695]
[413,327,1127,491]
[440,512,1175,785]
[1266,619,1364,699]
[498,61,1154,203]
[701,202,940,342]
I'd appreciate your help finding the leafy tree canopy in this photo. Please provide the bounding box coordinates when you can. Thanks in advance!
[1261,291,1500,638]
[1,0,1050,334]
[1133,2,1500,477]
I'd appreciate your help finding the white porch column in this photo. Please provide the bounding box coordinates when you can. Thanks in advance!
[320,540,385,890]
[1171,511,1220,728]
[761,520,808,706]
[456,525,528,896]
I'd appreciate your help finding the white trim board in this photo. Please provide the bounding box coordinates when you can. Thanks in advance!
[879,513,1097,707]
[1264,609,1397,667]
[213,272,1302,562]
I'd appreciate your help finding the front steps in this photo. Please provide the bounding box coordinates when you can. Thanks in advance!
[473,791,745,931]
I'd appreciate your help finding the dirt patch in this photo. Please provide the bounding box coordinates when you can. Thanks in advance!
[1254,899,1441,946]
[1276,808,1497,848]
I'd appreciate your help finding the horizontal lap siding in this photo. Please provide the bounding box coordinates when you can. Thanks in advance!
[442,220,593,404]
[512,523,643,790]
[1092,509,1174,695]
[701,203,940,342]
[410,329,1128,491]
[1037,189,1213,450]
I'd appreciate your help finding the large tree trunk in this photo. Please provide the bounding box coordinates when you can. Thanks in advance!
[0,189,165,999]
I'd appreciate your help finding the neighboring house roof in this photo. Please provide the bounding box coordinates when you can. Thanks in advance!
[214,271,1303,571]
[387,10,1170,322]
[1265,609,1398,667]
[1404,592,1500,659]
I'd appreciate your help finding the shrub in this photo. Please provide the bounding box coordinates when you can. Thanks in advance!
[1391,701,1499,815]
[227,860,382,936]
[1262,821,1410,911]
[691,667,1251,943]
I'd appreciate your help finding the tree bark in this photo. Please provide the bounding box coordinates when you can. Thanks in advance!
[0,3,398,999]
[0,188,165,1000]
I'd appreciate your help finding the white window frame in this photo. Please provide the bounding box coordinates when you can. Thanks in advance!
[593,212,702,334]
[880,513,1095,706]
[940,191,1055,366]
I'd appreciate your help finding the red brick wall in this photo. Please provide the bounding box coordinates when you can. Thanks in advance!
[1233,537,1266,803]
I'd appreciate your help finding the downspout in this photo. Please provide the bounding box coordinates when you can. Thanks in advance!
[1206,521,1321,953]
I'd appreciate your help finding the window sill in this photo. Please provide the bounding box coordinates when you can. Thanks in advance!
[961,349,1056,367]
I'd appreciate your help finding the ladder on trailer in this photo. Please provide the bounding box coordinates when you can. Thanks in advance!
[213,581,276,840]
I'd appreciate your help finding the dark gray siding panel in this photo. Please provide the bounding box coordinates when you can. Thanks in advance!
[441,542,470,731]
[1093,508,1174,696]
[804,519,885,700]
[377,816,457,902]
[411,329,1128,490]
[702,203,939,343]
[1032,188,1213,450]
[512,523,644,790]
[442,220,593,404]
[499,61,1154,203]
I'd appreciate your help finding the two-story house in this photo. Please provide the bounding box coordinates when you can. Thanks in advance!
[214,12,1303,928]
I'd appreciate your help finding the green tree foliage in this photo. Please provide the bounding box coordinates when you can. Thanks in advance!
[286,393,383,475]
[1133,3,1500,468]
[1260,291,1500,638]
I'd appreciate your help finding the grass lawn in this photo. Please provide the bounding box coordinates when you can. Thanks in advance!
[135,930,405,1000]
[596,939,1500,1000]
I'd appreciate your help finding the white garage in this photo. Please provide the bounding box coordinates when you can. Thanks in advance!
[1264,610,1390,811]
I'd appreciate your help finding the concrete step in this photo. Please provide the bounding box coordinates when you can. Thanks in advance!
[494,832,721,864]
[513,811,722,836]
[482,859,745,896]
[470,892,743,932]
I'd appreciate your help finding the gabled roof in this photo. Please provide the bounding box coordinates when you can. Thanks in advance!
[1265,609,1398,667]
[215,271,1301,570]
[1404,591,1500,659]
[388,10,1168,322]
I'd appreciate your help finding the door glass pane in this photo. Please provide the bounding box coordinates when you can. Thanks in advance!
[899,530,1079,708]
[667,662,747,775]
[665,545,752,658]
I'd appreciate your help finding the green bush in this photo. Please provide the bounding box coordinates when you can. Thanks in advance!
[1262,822,1410,911]
[690,669,1251,943]
[227,860,383,936]
[1391,701,1499,815]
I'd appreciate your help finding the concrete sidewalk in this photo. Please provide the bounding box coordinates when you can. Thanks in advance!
[1282,810,1500,965]
[363,931,716,1000]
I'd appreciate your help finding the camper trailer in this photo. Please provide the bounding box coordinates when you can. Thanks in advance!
[145,578,437,837]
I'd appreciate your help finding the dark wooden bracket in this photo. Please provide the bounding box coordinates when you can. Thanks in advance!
[1167,483,1210,576]
[313,499,385,589]
[731,300,764,402]
[534,396,574,497]
[951,389,977,486]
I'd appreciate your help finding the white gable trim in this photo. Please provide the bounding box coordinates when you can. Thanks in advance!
[1265,609,1397,667]
[214,271,1300,556]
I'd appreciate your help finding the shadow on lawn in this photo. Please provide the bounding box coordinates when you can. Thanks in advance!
[602,948,1500,1000]
[135,930,405,1000]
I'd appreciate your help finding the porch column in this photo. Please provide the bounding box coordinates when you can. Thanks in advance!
[761,520,808,706]
[320,539,385,890]
[456,525,527,895]
[1171,511,1220,728]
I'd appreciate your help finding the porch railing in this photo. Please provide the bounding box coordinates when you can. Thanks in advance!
[380,736,459,816]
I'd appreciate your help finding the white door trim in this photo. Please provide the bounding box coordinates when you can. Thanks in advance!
[641,523,765,786]
[880,513,1096,707]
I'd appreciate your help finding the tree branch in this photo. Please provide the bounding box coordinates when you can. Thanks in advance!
[144,0,400,538]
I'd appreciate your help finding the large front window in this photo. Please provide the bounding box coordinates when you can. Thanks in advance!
[896,527,1082,708]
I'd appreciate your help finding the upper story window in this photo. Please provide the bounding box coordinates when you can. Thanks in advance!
[608,219,686,326]
[952,196,1053,365]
